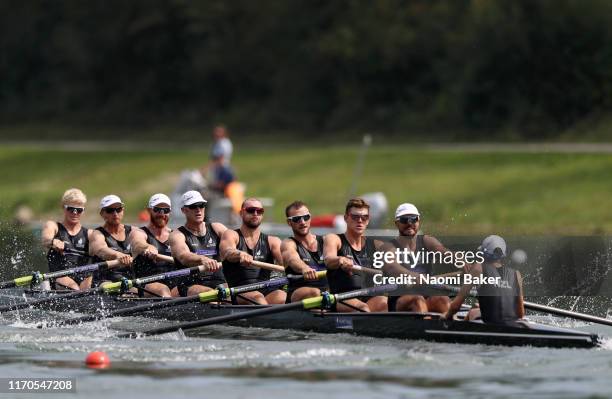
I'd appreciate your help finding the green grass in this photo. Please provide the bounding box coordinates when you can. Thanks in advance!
[1,144,611,234]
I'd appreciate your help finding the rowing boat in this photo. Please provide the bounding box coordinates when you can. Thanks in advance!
[1,289,600,348]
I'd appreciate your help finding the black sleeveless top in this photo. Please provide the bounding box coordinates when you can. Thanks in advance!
[94,225,133,280]
[287,235,328,291]
[477,263,520,324]
[133,226,173,278]
[222,229,274,287]
[176,224,225,285]
[327,233,376,293]
[390,235,433,275]
[47,223,91,272]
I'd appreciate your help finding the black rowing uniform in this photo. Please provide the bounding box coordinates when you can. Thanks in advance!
[387,235,434,311]
[47,222,91,287]
[476,263,521,325]
[132,226,176,294]
[174,224,225,296]
[222,229,280,301]
[327,233,376,296]
[285,235,328,303]
[93,225,133,284]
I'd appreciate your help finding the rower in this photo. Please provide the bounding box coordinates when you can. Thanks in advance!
[89,195,134,284]
[323,198,387,312]
[220,198,286,305]
[41,188,95,290]
[168,190,226,296]
[281,201,328,302]
[383,203,451,313]
[443,235,525,324]
[130,193,176,298]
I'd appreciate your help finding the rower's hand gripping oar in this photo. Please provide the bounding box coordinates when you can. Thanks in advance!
[0,260,120,290]
[154,254,285,273]
[56,271,327,326]
[119,282,396,338]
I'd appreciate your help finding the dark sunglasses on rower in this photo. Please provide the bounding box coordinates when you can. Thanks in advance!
[287,214,311,223]
[244,207,265,215]
[152,206,172,214]
[103,207,123,214]
[349,213,369,222]
[397,215,419,224]
[64,205,84,214]
[186,202,206,209]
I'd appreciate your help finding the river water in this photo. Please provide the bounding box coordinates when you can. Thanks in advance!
[0,310,611,399]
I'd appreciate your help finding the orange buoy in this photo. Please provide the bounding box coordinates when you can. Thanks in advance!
[85,351,111,369]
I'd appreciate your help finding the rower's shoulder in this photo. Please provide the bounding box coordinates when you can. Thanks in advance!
[281,237,297,250]
[210,222,228,236]
[41,220,59,233]
[220,228,239,241]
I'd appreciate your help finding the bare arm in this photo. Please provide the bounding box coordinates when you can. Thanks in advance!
[516,270,525,318]
[167,230,214,268]
[268,236,283,266]
[323,234,353,272]
[282,239,310,273]
[444,264,481,319]
[41,220,60,251]
[129,228,153,257]
[379,241,421,279]
[219,229,253,265]
[90,230,132,267]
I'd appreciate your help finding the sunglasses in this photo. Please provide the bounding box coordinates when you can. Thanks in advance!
[397,215,419,224]
[244,207,265,215]
[186,202,206,209]
[64,205,84,214]
[152,206,171,214]
[287,214,311,223]
[103,207,124,214]
[349,213,369,222]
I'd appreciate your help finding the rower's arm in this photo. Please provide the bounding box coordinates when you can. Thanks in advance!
[168,230,200,266]
[516,270,525,318]
[41,220,59,249]
[379,241,421,279]
[445,264,481,319]
[281,239,312,274]
[129,228,152,257]
[211,222,228,238]
[268,236,283,266]
[90,230,132,266]
[219,229,241,262]
[323,234,344,269]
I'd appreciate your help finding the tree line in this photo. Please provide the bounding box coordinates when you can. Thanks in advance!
[1,0,611,139]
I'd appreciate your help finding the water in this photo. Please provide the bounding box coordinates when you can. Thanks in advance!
[0,312,611,399]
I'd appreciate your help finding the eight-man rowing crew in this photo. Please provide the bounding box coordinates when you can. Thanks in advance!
[41,188,524,324]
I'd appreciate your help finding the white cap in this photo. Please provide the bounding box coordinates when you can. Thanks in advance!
[100,194,123,209]
[395,203,420,219]
[479,235,507,260]
[181,190,207,207]
[148,193,171,208]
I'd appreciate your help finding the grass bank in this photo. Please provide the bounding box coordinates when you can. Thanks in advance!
[0,144,610,234]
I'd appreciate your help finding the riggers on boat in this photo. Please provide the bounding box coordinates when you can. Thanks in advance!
[2,289,601,349]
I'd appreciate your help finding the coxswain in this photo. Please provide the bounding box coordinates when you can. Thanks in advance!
[129,193,176,297]
[443,235,525,324]
[41,188,95,290]
[281,201,328,302]
[220,198,286,305]
[323,198,387,312]
[168,190,226,296]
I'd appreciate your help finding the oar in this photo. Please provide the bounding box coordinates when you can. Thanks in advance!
[0,260,120,290]
[0,261,215,313]
[58,271,326,326]
[119,283,397,338]
[154,254,285,273]
[523,301,612,327]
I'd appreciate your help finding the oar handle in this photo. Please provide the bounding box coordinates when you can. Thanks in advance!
[351,265,382,275]
[155,254,222,269]
[250,261,285,273]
